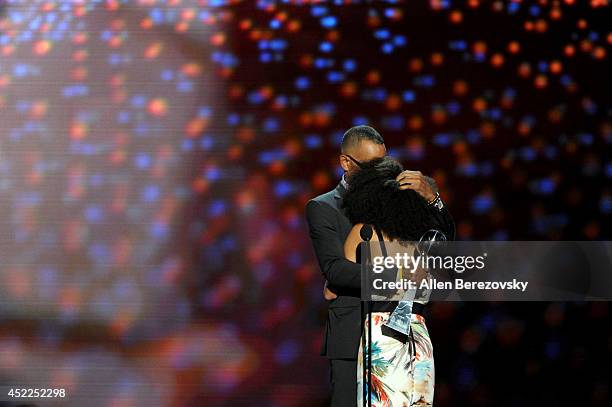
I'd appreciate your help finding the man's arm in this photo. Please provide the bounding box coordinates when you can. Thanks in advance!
[305,199,361,290]
[424,177,456,241]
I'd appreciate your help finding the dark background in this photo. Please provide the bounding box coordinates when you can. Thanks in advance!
[0,1,610,406]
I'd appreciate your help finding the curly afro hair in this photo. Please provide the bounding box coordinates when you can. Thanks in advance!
[342,156,436,241]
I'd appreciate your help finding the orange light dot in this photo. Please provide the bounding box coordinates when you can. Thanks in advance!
[287,20,301,32]
[550,7,562,19]
[275,11,288,22]
[409,58,423,72]
[181,62,202,77]
[285,139,301,156]
[0,74,11,87]
[71,122,88,140]
[192,178,209,194]
[269,161,285,175]
[312,171,331,190]
[210,32,225,46]
[564,44,575,57]
[175,21,189,33]
[592,46,606,59]
[453,80,468,96]
[340,82,357,98]
[260,86,274,100]
[106,0,119,11]
[430,52,444,66]
[508,41,520,54]
[299,112,313,127]
[71,66,88,81]
[449,10,463,24]
[431,108,447,125]
[239,19,252,30]
[144,42,163,59]
[109,149,126,165]
[108,36,122,48]
[535,19,548,33]
[72,32,88,44]
[452,142,467,155]
[517,122,531,136]
[33,40,51,55]
[491,53,504,68]
[140,18,153,30]
[74,6,86,17]
[181,8,196,21]
[580,39,593,52]
[481,122,496,138]
[2,45,15,56]
[218,67,233,79]
[408,115,423,131]
[518,62,531,77]
[327,30,340,42]
[367,14,381,27]
[299,54,313,68]
[313,111,331,127]
[386,94,401,111]
[549,60,562,74]
[72,49,88,62]
[227,145,243,161]
[108,74,125,87]
[237,127,255,143]
[110,19,125,31]
[472,41,487,55]
[148,98,167,116]
[500,95,514,109]
[31,101,48,118]
[185,117,208,137]
[229,85,244,99]
[548,108,563,123]
[366,70,380,85]
[472,98,487,112]
[534,75,548,89]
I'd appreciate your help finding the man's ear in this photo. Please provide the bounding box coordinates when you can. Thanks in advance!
[339,155,351,172]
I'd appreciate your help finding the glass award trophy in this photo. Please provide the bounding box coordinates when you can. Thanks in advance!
[382,229,447,335]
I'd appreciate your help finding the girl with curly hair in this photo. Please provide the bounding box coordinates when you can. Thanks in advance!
[342,156,438,407]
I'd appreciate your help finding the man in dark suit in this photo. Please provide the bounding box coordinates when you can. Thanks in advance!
[305,125,455,406]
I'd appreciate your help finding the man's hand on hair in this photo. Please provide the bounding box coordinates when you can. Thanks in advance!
[395,170,437,202]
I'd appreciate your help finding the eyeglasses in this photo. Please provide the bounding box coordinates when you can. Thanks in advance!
[343,154,365,169]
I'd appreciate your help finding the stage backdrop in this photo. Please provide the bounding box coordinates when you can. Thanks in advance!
[0,1,610,406]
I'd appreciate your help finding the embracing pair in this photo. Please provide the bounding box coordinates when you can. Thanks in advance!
[305,125,455,406]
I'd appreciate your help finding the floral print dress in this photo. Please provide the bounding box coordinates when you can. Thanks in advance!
[356,310,434,407]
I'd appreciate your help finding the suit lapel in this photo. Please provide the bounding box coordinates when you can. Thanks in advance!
[334,182,345,211]
[333,182,345,200]
[332,182,353,238]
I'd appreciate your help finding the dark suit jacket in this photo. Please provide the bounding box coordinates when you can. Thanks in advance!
[305,182,455,359]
